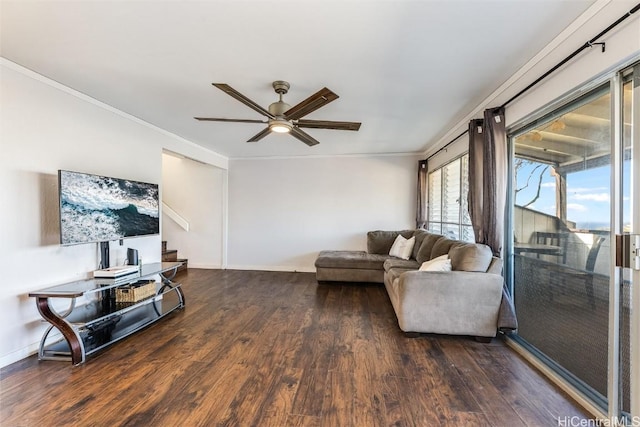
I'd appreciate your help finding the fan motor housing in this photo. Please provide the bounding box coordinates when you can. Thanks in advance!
[268,100,291,116]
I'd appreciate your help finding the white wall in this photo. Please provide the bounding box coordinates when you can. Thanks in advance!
[162,152,225,268]
[228,154,420,272]
[0,61,227,367]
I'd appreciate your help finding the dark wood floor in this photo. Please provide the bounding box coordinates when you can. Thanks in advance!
[1,269,589,426]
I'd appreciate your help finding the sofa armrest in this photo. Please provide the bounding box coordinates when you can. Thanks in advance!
[391,270,503,337]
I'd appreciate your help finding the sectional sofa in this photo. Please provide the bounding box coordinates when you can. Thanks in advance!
[315,229,517,340]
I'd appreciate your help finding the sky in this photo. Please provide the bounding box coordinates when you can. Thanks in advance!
[514,160,632,230]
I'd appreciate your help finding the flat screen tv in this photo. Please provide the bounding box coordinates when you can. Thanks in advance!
[58,170,159,245]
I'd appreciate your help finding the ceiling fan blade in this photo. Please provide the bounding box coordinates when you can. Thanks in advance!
[290,127,320,147]
[284,87,338,120]
[296,119,361,131]
[247,127,272,142]
[194,117,266,124]
[212,83,275,119]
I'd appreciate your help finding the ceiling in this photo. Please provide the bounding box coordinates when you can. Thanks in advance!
[1,0,597,159]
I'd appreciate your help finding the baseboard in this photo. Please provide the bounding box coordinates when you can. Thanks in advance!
[1,341,40,369]
[224,264,316,273]
[185,263,223,269]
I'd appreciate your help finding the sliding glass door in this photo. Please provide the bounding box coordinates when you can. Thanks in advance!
[509,62,639,419]
[511,83,613,407]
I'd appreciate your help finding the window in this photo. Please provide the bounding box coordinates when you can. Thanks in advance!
[427,154,474,241]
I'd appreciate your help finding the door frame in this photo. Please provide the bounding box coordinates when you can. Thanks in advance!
[629,63,640,420]
[612,63,640,421]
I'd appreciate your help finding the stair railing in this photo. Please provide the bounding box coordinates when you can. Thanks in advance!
[162,202,190,232]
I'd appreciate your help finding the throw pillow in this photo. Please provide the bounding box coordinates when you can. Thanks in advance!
[367,230,400,254]
[449,243,493,272]
[419,254,452,272]
[389,235,415,260]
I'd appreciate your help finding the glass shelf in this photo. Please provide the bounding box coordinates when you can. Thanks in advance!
[29,262,182,298]
[63,283,178,327]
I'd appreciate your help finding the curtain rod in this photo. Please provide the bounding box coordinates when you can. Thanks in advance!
[426,130,467,160]
[426,2,640,162]
[499,2,640,110]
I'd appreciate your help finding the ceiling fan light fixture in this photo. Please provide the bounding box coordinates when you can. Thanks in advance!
[269,119,292,133]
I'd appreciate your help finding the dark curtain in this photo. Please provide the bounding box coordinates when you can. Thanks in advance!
[467,108,507,256]
[482,106,507,257]
[416,160,428,229]
[467,119,485,244]
[468,107,516,331]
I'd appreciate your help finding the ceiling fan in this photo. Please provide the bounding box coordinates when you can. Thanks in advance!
[195,81,361,146]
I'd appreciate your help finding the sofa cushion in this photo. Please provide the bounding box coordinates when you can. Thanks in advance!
[389,235,415,260]
[412,230,430,260]
[430,238,465,259]
[419,254,452,271]
[385,267,415,285]
[415,233,444,264]
[317,267,384,283]
[367,230,414,255]
[383,258,420,272]
[315,250,390,270]
[487,257,503,275]
[449,244,493,272]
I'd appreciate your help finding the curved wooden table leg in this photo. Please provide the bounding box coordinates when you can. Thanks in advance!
[36,297,85,365]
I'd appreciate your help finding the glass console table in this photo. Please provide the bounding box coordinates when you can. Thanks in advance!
[29,262,185,365]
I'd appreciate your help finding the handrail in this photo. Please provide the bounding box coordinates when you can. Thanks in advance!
[162,202,189,232]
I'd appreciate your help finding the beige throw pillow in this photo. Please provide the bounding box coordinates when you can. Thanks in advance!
[419,254,452,272]
[389,235,415,260]
[449,244,493,272]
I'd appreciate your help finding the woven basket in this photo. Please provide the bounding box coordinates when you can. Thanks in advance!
[116,280,157,303]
